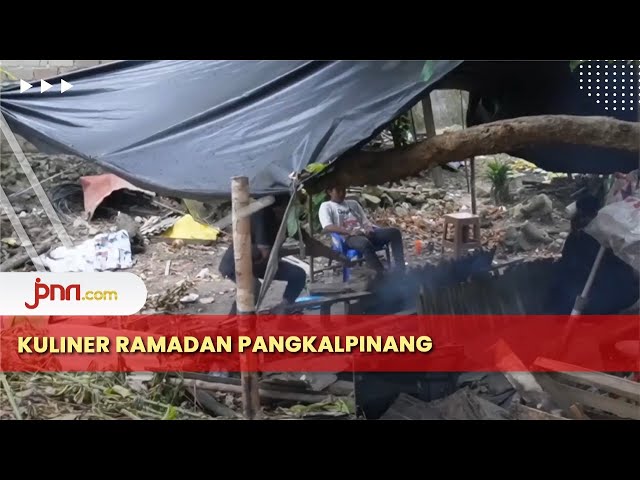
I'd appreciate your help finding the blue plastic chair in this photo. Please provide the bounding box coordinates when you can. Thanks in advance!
[330,227,391,282]
[295,295,322,310]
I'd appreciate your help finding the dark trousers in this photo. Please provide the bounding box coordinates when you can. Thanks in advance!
[345,227,405,273]
[218,246,307,314]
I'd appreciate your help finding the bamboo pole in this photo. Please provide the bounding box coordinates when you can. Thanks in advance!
[470,156,477,215]
[460,90,471,194]
[231,176,261,419]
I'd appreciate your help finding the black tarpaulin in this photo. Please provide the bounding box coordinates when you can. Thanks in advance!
[1,60,638,202]
[0,60,462,200]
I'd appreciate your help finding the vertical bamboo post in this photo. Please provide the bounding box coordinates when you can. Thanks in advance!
[470,157,477,215]
[460,90,471,194]
[308,194,315,283]
[231,176,261,419]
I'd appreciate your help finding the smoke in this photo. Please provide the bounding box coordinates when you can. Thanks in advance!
[360,247,498,315]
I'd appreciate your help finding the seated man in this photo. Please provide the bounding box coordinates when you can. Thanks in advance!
[318,184,405,276]
[218,196,307,314]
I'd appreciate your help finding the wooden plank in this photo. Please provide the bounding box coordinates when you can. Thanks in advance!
[327,380,354,396]
[491,339,554,410]
[568,403,591,420]
[533,372,576,412]
[308,281,367,295]
[513,403,569,420]
[533,357,640,402]
[535,374,640,420]
[260,372,338,392]
[193,389,240,418]
[172,378,332,405]
[259,291,371,314]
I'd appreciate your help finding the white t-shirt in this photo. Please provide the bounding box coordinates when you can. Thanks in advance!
[318,199,372,232]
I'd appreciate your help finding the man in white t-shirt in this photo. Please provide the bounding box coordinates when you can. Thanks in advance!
[318,184,405,275]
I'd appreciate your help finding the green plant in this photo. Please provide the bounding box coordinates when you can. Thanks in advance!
[286,190,327,238]
[0,66,18,81]
[285,162,330,238]
[389,113,411,148]
[485,159,512,204]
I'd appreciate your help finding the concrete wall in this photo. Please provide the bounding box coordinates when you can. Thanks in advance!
[411,90,469,133]
[0,60,115,80]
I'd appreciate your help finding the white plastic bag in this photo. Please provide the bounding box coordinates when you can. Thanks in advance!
[40,230,133,273]
[585,196,640,272]
[606,169,640,204]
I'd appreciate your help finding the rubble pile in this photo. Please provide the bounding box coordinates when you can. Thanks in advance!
[378,362,639,421]
[0,153,102,195]
[347,172,574,262]
[2,143,636,421]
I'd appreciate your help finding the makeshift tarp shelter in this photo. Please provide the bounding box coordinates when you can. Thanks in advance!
[0,60,461,200]
[1,60,638,202]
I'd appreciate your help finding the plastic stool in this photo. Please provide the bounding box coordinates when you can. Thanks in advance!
[442,212,481,258]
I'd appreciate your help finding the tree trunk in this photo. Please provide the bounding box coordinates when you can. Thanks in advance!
[308,115,640,192]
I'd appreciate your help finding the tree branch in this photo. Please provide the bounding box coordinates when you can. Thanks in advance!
[308,115,640,192]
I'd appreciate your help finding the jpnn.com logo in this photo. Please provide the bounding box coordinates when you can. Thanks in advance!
[0,272,147,316]
[24,277,119,310]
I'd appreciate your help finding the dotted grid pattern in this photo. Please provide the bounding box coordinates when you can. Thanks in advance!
[578,60,640,112]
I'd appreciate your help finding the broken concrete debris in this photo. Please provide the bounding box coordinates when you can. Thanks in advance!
[381,388,512,420]
[378,361,640,421]
[456,372,518,408]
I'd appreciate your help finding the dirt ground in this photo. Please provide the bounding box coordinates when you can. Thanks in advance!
[1,149,578,314]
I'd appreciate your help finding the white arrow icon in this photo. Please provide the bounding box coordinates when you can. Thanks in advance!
[40,80,52,93]
[20,79,33,93]
[60,79,73,93]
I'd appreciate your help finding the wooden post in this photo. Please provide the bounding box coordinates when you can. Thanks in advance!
[308,194,315,283]
[409,106,418,143]
[470,157,477,215]
[421,93,444,187]
[459,90,471,194]
[231,176,261,419]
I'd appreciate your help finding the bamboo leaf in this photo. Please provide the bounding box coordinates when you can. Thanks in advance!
[304,163,328,174]
[162,405,178,420]
[0,66,18,81]
[111,385,132,398]
[286,203,301,238]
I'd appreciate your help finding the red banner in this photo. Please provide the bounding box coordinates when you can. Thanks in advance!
[1,314,638,372]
